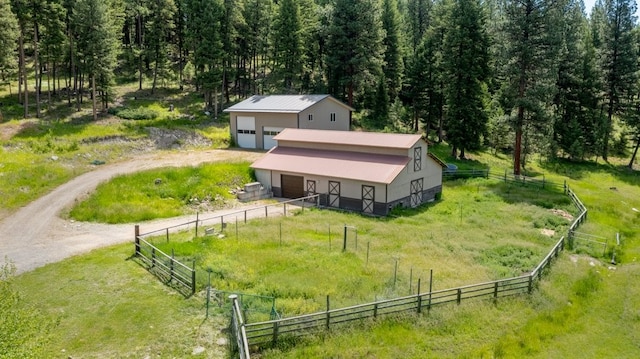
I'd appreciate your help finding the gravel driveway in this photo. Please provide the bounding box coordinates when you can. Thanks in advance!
[0,149,264,274]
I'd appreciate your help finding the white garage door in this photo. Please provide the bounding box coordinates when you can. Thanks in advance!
[237,116,256,148]
[263,127,284,149]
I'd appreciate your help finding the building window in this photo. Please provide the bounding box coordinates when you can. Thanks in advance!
[263,130,279,136]
[414,147,422,171]
[330,113,336,122]
[308,114,314,121]
[237,129,256,134]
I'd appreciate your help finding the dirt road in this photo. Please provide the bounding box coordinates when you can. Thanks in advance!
[0,149,264,274]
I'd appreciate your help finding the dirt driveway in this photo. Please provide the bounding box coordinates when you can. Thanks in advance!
[0,149,264,274]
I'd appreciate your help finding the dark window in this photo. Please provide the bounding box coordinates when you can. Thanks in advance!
[308,114,314,121]
[330,113,336,122]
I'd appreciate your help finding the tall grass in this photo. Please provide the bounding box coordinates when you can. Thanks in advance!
[146,179,572,318]
[69,161,255,223]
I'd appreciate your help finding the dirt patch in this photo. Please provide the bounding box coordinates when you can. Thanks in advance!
[550,208,574,221]
[147,127,212,149]
[541,228,555,237]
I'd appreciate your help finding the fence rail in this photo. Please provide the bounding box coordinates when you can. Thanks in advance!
[236,179,588,354]
[444,168,566,191]
[244,237,564,346]
[134,233,196,296]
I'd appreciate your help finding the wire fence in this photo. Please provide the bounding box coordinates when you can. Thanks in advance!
[228,179,589,357]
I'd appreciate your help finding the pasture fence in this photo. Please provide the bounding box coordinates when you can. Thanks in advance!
[134,230,196,296]
[230,177,588,356]
[133,195,320,296]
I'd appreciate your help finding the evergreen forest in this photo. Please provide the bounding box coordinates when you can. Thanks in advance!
[1,0,640,174]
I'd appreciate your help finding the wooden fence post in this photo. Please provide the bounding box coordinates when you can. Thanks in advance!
[326,295,331,329]
[417,278,422,314]
[456,288,462,305]
[134,225,140,255]
[284,203,287,216]
[151,247,156,268]
[191,261,196,295]
[166,228,169,243]
[170,249,175,282]
[195,212,199,237]
[494,282,499,301]
[374,302,378,318]
[528,274,533,294]
[272,321,279,344]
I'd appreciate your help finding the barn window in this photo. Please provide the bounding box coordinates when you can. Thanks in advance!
[414,147,422,171]
[330,113,336,122]
[308,114,314,121]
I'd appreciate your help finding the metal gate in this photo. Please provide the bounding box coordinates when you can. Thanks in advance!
[306,180,316,196]
[329,181,340,208]
[362,185,374,213]
[410,178,423,207]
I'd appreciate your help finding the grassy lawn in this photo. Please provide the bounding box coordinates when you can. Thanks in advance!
[2,78,639,357]
[0,82,230,219]
[69,161,255,223]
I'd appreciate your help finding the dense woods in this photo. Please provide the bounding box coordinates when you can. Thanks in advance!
[1,0,640,173]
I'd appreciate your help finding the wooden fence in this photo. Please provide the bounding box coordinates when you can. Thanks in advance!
[229,180,588,357]
[133,195,320,296]
[445,168,566,191]
[134,231,196,296]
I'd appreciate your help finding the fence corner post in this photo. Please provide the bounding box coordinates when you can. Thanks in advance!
[191,260,196,295]
[528,274,533,294]
[134,225,140,255]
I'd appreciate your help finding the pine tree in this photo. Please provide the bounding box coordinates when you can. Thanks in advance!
[0,0,19,89]
[381,0,404,100]
[11,0,30,117]
[598,0,637,161]
[405,0,432,55]
[73,0,120,120]
[442,0,490,159]
[146,0,176,93]
[272,0,304,92]
[185,0,224,110]
[325,0,384,107]
[499,0,562,174]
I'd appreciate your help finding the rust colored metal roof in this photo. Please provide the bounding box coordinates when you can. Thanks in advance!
[251,147,410,184]
[274,128,422,149]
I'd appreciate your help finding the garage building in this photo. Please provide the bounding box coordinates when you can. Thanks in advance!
[223,94,353,150]
[250,129,444,215]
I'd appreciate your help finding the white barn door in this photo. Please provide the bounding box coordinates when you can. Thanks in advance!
[262,127,283,149]
[237,116,256,148]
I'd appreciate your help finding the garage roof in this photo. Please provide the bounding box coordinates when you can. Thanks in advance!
[274,128,422,149]
[223,95,353,113]
[251,147,410,184]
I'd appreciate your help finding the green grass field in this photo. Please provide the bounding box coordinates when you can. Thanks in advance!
[1,79,639,358]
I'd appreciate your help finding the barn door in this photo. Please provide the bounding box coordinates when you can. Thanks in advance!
[362,185,374,213]
[306,180,316,196]
[410,178,423,207]
[329,181,340,208]
[281,175,304,198]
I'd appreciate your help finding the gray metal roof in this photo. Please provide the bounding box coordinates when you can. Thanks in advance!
[274,128,423,149]
[223,95,338,113]
[251,146,409,184]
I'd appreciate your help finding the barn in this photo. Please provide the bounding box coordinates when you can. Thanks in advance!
[223,94,353,150]
[250,129,444,215]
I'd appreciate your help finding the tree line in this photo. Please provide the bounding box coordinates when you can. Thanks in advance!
[0,0,639,173]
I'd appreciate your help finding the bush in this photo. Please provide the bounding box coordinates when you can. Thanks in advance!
[109,107,159,120]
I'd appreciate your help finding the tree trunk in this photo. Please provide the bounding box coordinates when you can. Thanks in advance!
[603,97,614,161]
[19,32,28,118]
[152,45,159,94]
[629,135,640,169]
[92,74,97,121]
[34,23,40,118]
[514,106,524,175]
